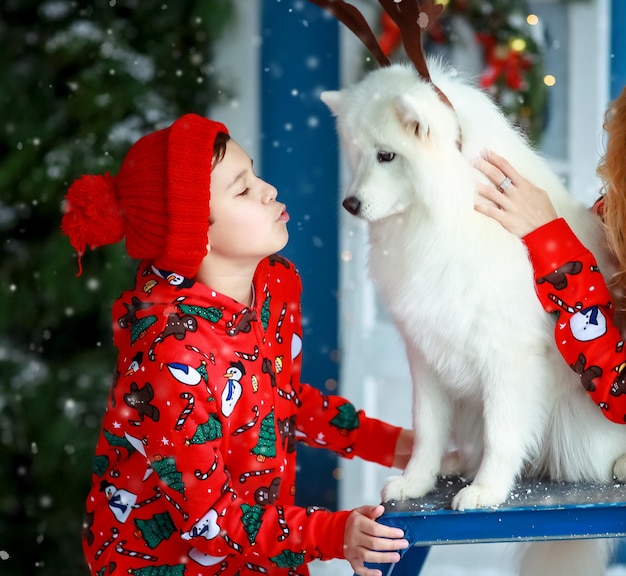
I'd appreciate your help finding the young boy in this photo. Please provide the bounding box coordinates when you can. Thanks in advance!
[62,114,411,576]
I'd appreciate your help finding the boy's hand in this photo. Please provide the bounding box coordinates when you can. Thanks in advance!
[344,504,409,576]
[393,428,414,469]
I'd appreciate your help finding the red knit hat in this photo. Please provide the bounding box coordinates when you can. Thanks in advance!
[61,114,228,277]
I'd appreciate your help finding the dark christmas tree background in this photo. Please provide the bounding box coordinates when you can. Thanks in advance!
[0,1,234,574]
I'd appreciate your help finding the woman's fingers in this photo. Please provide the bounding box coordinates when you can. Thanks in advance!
[482,150,522,185]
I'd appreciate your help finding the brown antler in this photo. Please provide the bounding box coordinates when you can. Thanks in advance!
[310,0,458,139]
[377,0,443,82]
[378,0,454,111]
[307,0,390,67]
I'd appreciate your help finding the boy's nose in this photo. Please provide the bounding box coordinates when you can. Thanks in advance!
[263,183,278,203]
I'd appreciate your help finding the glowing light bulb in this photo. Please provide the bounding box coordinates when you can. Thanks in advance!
[510,38,527,53]
[544,75,556,87]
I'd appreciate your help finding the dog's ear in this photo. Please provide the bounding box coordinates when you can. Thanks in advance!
[394,93,429,139]
[321,90,344,116]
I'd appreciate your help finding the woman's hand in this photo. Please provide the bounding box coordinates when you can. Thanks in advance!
[344,504,409,576]
[474,150,558,237]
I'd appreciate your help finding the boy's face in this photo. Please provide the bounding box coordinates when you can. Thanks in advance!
[208,139,289,264]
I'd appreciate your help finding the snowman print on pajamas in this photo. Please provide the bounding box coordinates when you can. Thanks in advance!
[549,293,608,343]
[101,481,137,523]
[222,360,245,417]
[570,305,607,342]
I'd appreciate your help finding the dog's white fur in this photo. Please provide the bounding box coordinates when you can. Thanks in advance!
[322,61,626,575]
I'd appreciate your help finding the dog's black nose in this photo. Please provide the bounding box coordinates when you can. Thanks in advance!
[343,196,361,215]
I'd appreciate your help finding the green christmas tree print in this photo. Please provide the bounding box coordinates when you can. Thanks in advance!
[240,503,264,544]
[134,512,176,549]
[261,294,271,330]
[196,361,208,382]
[131,315,158,343]
[250,409,276,462]
[151,457,184,496]
[129,564,186,576]
[104,429,136,453]
[92,455,109,477]
[329,402,360,434]
[178,303,222,323]
[189,414,222,444]
[270,549,305,568]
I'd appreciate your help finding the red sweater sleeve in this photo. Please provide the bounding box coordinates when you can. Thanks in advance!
[296,383,402,467]
[523,218,626,423]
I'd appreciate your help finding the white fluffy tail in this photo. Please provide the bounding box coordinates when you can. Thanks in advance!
[517,539,614,576]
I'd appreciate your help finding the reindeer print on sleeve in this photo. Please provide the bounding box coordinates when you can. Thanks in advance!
[527,218,626,423]
[536,260,583,290]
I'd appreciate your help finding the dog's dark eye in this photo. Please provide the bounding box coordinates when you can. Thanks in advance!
[377,151,396,163]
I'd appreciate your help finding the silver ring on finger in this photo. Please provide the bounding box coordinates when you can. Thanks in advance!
[498,176,512,192]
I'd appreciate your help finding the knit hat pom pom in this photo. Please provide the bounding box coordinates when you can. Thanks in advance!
[61,173,125,273]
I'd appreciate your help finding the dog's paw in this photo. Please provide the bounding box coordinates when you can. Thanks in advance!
[451,483,508,511]
[613,454,626,482]
[381,474,435,502]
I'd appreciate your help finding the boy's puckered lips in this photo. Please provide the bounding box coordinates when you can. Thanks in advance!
[277,203,289,222]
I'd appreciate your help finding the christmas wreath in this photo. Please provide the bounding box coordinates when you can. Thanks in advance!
[377,0,550,143]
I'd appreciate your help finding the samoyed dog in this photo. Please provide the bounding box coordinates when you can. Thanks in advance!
[322,61,626,574]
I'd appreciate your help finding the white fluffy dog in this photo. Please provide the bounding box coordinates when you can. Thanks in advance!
[322,60,626,574]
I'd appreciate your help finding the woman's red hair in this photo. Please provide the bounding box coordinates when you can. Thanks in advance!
[598,87,626,310]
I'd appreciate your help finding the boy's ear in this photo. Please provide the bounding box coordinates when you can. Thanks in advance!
[321,90,344,116]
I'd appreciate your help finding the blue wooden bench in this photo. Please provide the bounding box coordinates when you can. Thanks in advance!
[363,476,626,576]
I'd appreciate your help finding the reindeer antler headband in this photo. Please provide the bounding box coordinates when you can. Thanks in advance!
[309,0,454,110]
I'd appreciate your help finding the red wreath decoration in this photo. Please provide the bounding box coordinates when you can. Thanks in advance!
[374,2,548,143]
[476,33,532,91]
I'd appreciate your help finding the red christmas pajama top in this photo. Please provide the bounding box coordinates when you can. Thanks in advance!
[83,255,401,576]
[524,217,626,424]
